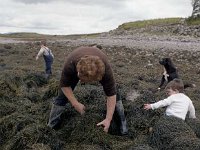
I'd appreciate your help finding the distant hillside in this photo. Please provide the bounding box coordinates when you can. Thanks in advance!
[0,32,51,38]
[1,17,200,39]
[0,32,101,41]
[118,18,184,30]
[108,17,200,37]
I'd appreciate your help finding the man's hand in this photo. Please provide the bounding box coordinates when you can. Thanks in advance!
[73,102,85,115]
[61,87,85,115]
[144,104,152,110]
[97,118,111,133]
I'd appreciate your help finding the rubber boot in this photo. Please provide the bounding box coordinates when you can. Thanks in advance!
[47,103,65,129]
[115,100,128,135]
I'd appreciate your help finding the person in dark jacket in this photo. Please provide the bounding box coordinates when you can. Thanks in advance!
[47,46,128,135]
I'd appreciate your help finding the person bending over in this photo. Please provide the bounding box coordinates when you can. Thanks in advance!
[48,46,128,135]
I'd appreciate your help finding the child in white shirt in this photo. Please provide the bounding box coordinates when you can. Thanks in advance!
[144,79,196,120]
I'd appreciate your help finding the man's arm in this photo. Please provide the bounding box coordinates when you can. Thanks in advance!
[61,87,85,115]
[106,95,116,121]
[97,95,116,132]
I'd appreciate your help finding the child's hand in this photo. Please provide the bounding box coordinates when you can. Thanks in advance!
[144,104,152,110]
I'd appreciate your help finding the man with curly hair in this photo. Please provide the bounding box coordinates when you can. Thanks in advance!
[48,46,128,135]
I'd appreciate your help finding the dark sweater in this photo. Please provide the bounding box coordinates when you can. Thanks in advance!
[60,46,116,96]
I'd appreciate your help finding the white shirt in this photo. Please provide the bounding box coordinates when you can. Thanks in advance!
[37,46,54,58]
[151,93,196,120]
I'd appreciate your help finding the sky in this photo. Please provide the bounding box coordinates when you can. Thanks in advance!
[0,0,193,35]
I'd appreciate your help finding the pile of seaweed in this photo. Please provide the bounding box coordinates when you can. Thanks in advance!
[0,72,157,149]
[1,42,200,150]
[149,116,200,150]
[1,72,199,150]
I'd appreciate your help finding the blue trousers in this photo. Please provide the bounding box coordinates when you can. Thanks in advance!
[43,55,53,75]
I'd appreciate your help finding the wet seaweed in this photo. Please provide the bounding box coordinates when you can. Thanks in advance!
[166,136,200,150]
[0,40,200,150]
[186,118,200,138]
[149,116,197,150]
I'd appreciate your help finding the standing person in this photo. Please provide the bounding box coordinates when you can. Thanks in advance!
[47,46,128,135]
[144,79,196,120]
[36,40,54,79]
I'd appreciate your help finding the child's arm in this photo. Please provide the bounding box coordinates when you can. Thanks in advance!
[36,47,44,60]
[144,97,172,110]
[188,101,196,118]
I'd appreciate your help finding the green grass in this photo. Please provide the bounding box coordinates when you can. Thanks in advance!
[185,15,200,25]
[0,32,50,38]
[60,33,101,39]
[118,18,183,30]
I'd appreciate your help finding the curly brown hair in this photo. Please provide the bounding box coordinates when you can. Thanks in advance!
[165,78,184,93]
[76,55,105,82]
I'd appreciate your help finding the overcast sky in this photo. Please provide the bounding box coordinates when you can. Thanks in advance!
[0,0,193,35]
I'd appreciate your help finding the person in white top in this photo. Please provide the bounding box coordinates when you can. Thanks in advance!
[144,78,196,120]
[36,40,54,79]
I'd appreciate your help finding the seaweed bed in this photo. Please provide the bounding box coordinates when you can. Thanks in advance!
[0,39,200,150]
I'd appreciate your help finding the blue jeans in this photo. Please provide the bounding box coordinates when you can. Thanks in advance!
[43,55,53,75]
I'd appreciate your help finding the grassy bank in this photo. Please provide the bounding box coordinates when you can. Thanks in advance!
[117,18,183,30]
